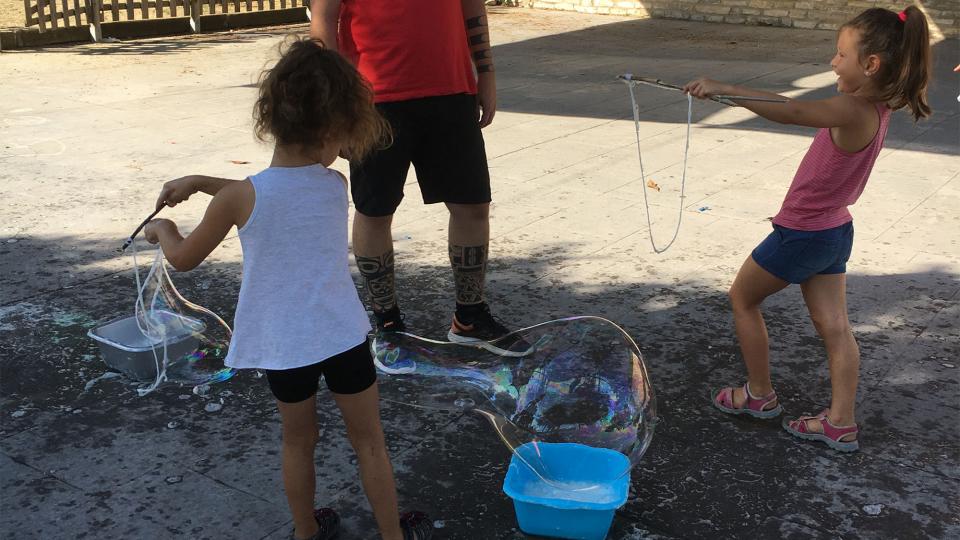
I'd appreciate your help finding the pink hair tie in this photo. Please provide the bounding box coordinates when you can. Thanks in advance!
[898,10,908,22]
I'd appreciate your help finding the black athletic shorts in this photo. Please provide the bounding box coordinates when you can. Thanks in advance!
[350,93,492,217]
[265,342,376,403]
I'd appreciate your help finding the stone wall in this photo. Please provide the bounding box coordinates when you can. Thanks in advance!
[522,1,958,38]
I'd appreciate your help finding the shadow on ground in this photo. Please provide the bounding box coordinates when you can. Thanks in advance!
[16,16,957,160]
[1,234,957,539]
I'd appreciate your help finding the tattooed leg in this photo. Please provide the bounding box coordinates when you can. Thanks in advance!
[449,244,488,306]
[355,251,397,313]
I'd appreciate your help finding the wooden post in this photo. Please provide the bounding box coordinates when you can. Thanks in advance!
[37,0,48,31]
[49,0,59,29]
[189,0,201,32]
[23,0,32,27]
[89,0,102,41]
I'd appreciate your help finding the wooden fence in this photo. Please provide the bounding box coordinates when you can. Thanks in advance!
[24,0,310,40]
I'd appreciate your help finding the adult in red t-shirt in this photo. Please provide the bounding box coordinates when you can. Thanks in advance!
[312,0,514,346]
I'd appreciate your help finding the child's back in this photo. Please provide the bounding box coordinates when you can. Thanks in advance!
[226,165,370,370]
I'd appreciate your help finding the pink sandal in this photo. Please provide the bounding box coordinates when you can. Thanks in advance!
[712,383,782,419]
[783,409,859,452]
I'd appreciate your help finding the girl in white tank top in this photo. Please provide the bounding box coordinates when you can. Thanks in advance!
[142,38,433,540]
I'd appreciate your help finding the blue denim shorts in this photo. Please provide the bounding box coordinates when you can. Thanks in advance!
[751,222,854,284]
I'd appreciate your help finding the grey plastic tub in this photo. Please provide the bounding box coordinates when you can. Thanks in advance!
[87,312,204,381]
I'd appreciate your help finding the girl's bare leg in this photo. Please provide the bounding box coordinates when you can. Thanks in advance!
[727,256,790,406]
[276,395,321,540]
[333,382,404,540]
[799,272,859,438]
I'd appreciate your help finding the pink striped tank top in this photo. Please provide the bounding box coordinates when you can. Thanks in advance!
[773,102,891,231]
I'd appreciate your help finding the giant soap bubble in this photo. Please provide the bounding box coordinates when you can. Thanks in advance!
[372,316,657,491]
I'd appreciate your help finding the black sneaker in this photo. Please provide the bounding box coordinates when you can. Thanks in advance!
[400,511,434,540]
[289,508,339,540]
[374,306,406,333]
[447,303,533,357]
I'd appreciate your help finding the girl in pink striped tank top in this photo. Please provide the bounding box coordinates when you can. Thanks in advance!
[683,7,932,452]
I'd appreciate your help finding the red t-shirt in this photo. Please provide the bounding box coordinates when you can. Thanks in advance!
[339,0,478,103]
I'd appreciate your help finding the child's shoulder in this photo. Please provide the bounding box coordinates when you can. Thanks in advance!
[220,177,255,199]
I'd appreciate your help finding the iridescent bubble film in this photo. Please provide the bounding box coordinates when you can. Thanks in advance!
[372,316,657,490]
[130,245,235,394]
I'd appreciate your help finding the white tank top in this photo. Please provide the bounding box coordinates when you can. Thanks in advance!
[224,164,371,370]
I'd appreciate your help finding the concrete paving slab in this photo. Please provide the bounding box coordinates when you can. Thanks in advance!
[1,7,958,540]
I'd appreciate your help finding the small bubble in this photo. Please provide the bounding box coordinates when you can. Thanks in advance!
[165,475,183,484]
[453,398,475,408]
[204,403,222,413]
[863,504,883,516]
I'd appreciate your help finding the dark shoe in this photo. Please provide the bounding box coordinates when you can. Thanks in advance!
[290,508,340,540]
[447,303,532,357]
[400,511,434,540]
[448,302,510,342]
[374,306,406,333]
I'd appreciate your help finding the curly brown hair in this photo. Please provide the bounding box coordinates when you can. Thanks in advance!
[254,37,390,159]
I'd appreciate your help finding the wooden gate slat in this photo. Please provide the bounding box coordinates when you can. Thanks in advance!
[49,0,60,29]
[37,0,47,29]
[170,0,177,18]
[126,0,134,21]
[245,0,250,11]
[140,0,148,20]
[60,0,70,26]
[73,0,82,25]
[111,0,119,23]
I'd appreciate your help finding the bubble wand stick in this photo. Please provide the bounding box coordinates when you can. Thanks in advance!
[119,203,167,252]
[618,75,789,106]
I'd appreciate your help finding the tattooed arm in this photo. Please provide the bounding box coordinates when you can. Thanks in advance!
[462,0,496,127]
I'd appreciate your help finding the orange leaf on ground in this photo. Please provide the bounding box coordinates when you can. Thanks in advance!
[230,160,251,164]
[646,179,661,192]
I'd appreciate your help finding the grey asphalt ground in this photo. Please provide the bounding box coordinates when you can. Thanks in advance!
[1,8,958,539]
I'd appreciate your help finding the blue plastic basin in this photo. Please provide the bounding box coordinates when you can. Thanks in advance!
[502,442,630,540]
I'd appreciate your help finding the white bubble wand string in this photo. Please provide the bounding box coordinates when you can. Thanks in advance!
[619,74,787,253]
